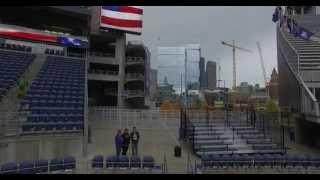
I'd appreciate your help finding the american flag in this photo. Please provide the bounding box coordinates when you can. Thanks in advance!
[100,6,143,35]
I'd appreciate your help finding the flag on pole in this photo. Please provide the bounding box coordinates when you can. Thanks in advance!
[272,7,280,23]
[297,27,314,40]
[100,6,143,35]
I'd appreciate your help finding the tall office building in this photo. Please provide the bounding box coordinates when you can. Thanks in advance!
[157,44,201,93]
[199,57,206,89]
[206,61,217,90]
[150,69,158,100]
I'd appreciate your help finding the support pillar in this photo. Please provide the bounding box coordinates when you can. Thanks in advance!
[116,33,126,108]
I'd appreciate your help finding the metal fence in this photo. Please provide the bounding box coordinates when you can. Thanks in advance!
[88,107,180,130]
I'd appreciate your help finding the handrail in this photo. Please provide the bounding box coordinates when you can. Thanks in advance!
[279,26,317,102]
[278,26,319,117]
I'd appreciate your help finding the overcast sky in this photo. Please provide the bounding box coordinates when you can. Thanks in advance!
[127,6,277,88]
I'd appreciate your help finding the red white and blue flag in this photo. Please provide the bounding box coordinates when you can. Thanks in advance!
[100,6,143,35]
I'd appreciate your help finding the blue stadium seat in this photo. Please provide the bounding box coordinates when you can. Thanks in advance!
[118,156,129,168]
[1,162,18,174]
[20,56,85,134]
[143,156,154,168]
[130,156,141,168]
[106,155,118,168]
[92,155,103,168]
[63,156,76,170]
[49,158,64,171]
[19,160,35,174]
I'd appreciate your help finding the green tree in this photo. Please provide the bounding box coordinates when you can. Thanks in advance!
[265,98,279,113]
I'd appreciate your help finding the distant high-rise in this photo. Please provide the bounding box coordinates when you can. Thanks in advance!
[150,69,158,100]
[206,61,217,90]
[199,57,206,89]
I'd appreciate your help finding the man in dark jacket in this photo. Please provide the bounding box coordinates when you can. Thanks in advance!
[130,126,140,156]
[115,129,123,157]
[121,128,131,156]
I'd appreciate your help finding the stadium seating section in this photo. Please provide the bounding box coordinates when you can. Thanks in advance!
[0,42,32,53]
[189,118,284,156]
[91,155,156,169]
[199,153,320,170]
[20,56,85,134]
[45,48,65,56]
[0,50,35,100]
[0,156,76,174]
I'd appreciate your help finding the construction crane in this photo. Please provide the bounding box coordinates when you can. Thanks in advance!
[221,40,253,90]
[256,41,269,98]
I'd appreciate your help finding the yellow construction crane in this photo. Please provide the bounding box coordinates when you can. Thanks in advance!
[221,40,253,90]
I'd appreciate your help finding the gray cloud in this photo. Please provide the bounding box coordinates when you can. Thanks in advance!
[127,6,277,88]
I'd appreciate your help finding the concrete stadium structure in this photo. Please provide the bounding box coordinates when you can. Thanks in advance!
[277,6,320,147]
[0,6,152,168]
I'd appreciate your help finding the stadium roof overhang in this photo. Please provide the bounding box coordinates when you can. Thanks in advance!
[41,6,91,20]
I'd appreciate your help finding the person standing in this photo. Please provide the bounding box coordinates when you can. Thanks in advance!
[121,128,130,156]
[130,126,140,156]
[115,129,123,157]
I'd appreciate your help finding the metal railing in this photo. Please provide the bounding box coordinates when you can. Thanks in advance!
[88,69,119,76]
[196,159,320,174]
[126,57,144,64]
[278,26,320,117]
[125,73,144,79]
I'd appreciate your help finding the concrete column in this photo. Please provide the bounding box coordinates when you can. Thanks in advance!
[116,33,126,108]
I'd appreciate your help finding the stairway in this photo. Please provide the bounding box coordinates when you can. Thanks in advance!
[278,24,320,118]
[283,30,320,72]
[190,117,283,157]
[0,53,46,137]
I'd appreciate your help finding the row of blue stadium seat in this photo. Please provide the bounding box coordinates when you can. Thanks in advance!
[0,43,32,53]
[20,56,85,133]
[92,155,155,169]
[20,101,83,109]
[31,83,83,89]
[22,122,84,132]
[34,79,84,84]
[30,85,82,91]
[27,112,83,122]
[33,81,84,85]
[38,71,84,75]
[26,114,83,122]
[27,89,83,95]
[0,50,35,99]
[25,95,83,101]
[201,153,320,168]
[45,48,65,56]
[0,156,75,174]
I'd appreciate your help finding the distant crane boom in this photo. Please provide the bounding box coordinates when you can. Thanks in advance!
[256,41,267,86]
[221,40,253,90]
[256,41,269,98]
[221,41,253,53]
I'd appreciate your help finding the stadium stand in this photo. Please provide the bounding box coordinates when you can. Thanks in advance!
[91,155,162,173]
[196,153,320,173]
[0,42,32,53]
[0,156,76,174]
[0,50,35,101]
[189,117,284,156]
[45,48,65,56]
[19,56,85,134]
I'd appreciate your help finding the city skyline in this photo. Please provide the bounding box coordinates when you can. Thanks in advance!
[127,6,277,88]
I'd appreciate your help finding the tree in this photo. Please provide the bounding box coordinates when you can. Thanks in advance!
[160,100,174,111]
[265,98,279,113]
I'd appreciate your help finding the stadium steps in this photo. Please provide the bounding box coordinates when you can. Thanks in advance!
[0,53,46,137]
